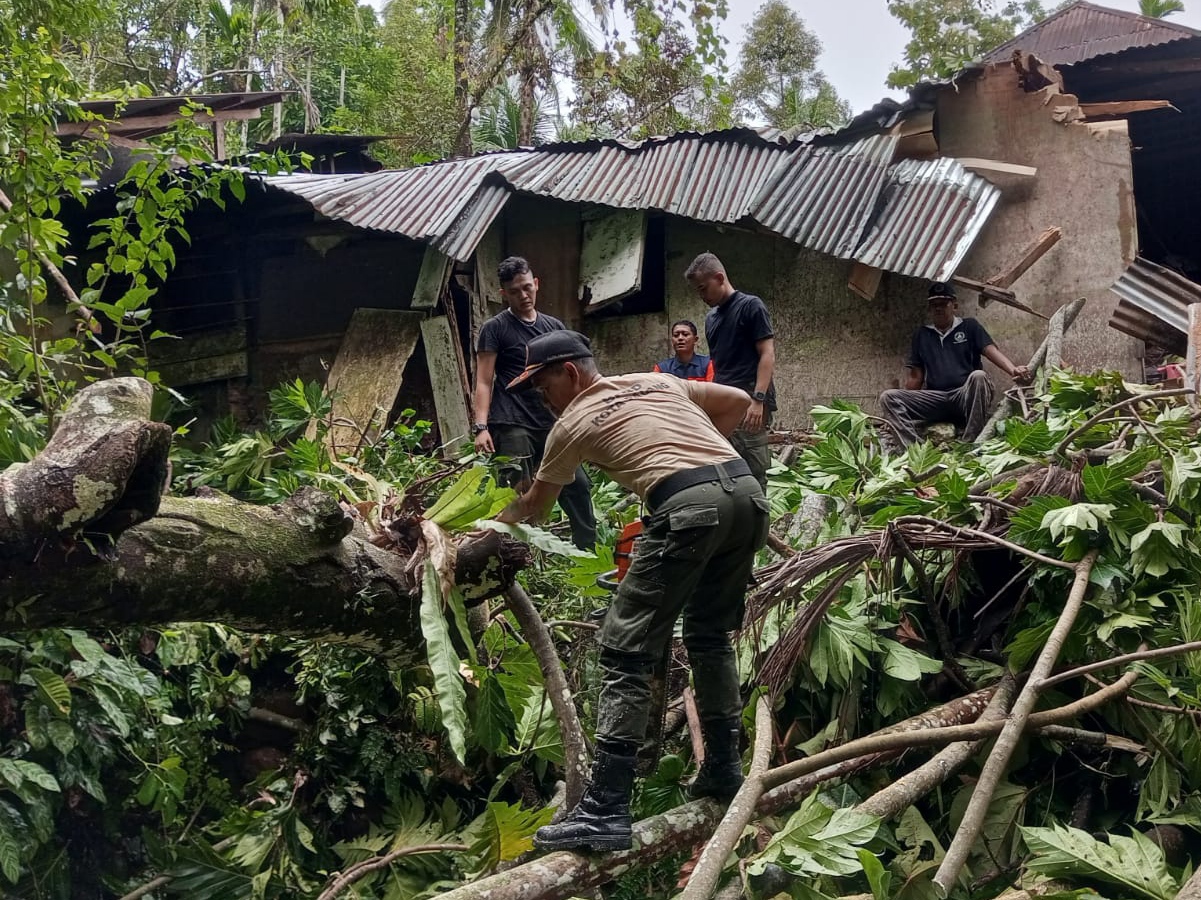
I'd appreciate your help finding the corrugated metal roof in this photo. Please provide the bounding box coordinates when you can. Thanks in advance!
[854,157,1001,281]
[256,128,1000,281]
[981,0,1201,67]
[1108,256,1201,354]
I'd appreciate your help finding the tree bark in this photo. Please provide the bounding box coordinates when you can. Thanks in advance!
[0,378,529,654]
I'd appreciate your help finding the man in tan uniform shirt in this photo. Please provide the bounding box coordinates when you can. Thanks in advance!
[497,330,770,852]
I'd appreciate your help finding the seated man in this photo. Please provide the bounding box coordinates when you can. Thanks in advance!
[653,320,714,381]
[880,282,1030,447]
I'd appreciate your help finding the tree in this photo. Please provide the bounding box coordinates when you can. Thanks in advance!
[1139,0,1185,17]
[887,0,1047,88]
[731,0,850,130]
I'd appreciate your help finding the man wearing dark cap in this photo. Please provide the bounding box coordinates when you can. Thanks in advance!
[879,282,1031,447]
[496,330,770,853]
[471,256,596,550]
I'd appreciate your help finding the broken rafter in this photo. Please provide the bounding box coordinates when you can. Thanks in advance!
[988,226,1063,290]
[956,158,1038,179]
[951,275,1049,320]
[1078,100,1176,118]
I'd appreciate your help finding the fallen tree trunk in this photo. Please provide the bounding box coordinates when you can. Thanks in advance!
[0,378,529,656]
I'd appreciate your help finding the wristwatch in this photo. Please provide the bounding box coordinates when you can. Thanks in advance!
[750,391,768,403]
[470,423,489,436]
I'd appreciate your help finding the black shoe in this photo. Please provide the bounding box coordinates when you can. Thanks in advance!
[534,746,637,852]
[687,718,743,802]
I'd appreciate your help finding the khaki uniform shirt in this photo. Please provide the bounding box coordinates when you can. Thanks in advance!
[537,374,740,500]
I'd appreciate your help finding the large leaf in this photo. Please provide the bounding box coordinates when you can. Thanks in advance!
[468,801,554,873]
[420,561,469,764]
[1129,522,1188,578]
[472,670,516,754]
[22,667,71,716]
[749,793,881,877]
[426,467,515,531]
[1020,823,1179,900]
[475,520,594,558]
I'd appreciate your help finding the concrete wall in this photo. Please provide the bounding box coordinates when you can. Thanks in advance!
[936,65,1141,379]
[586,217,929,428]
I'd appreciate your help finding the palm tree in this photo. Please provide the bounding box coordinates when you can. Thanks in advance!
[1139,0,1185,18]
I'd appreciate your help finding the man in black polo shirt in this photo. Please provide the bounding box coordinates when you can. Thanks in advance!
[471,256,596,549]
[684,253,776,490]
[879,282,1030,447]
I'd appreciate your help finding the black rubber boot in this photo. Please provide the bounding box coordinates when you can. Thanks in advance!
[534,744,637,852]
[687,718,743,801]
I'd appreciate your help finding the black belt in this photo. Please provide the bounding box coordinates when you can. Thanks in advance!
[647,458,752,511]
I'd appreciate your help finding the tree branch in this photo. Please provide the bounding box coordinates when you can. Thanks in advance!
[317,843,469,900]
[933,549,1098,894]
[679,696,773,900]
[505,583,590,812]
[1053,388,1194,456]
[1041,640,1201,690]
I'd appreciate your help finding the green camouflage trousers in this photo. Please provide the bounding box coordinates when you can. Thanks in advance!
[596,473,770,745]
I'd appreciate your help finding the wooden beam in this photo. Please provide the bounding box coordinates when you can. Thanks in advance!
[412,246,452,310]
[1187,304,1201,410]
[951,275,1050,320]
[1079,100,1175,118]
[57,107,263,137]
[987,226,1062,290]
[956,158,1038,179]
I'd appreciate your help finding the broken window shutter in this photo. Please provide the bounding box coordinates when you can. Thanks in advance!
[579,208,647,312]
[412,245,452,310]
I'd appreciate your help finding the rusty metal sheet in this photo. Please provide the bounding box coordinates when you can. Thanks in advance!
[257,127,1004,284]
[1108,256,1201,355]
[854,157,1001,281]
[982,1,1201,67]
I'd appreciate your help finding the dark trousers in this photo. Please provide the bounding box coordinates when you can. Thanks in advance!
[595,475,769,744]
[879,370,995,447]
[730,411,772,492]
[490,423,597,550]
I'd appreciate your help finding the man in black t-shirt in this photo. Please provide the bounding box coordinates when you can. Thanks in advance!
[471,257,596,549]
[879,282,1031,447]
[684,252,776,490]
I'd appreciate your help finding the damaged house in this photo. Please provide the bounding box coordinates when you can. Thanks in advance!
[61,1,1201,446]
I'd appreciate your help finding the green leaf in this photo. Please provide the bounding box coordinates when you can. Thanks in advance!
[473,670,517,754]
[420,560,469,764]
[12,760,59,793]
[1020,823,1179,900]
[750,793,881,877]
[468,801,553,872]
[1130,522,1188,578]
[858,848,891,900]
[1041,503,1114,545]
[23,667,71,716]
[476,519,594,558]
[0,818,19,884]
[426,467,515,531]
[880,638,944,682]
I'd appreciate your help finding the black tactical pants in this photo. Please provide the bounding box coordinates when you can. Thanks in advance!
[595,473,769,745]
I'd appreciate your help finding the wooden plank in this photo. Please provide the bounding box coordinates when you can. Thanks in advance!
[56,107,263,136]
[421,317,472,456]
[412,245,452,310]
[956,158,1038,179]
[1079,100,1175,117]
[475,222,504,308]
[579,208,646,311]
[951,275,1049,320]
[1187,304,1201,410]
[316,309,424,456]
[987,226,1062,289]
[847,262,883,301]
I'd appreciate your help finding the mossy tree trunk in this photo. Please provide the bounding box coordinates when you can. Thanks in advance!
[0,378,528,658]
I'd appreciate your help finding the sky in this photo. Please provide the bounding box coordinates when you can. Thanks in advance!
[370,0,1201,117]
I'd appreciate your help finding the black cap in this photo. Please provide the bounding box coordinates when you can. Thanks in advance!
[927,282,957,302]
[507,330,594,390]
